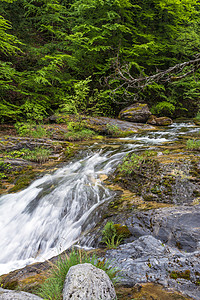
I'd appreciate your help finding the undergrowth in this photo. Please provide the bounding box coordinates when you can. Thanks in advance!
[15,122,49,138]
[2,147,51,163]
[37,249,118,300]
[186,139,200,150]
[101,221,126,249]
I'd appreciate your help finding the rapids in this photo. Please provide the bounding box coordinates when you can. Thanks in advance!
[0,122,199,275]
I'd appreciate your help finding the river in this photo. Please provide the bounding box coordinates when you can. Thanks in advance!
[0,122,199,275]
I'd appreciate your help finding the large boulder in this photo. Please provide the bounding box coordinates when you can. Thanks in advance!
[106,235,200,300]
[0,288,42,300]
[119,103,151,123]
[147,115,173,126]
[63,263,116,300]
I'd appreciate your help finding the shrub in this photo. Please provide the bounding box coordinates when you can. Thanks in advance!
[14,122,49,138]
[37,249,118,300]
[151,101,175,116]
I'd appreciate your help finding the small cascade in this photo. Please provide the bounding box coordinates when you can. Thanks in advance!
[0,122,199,275]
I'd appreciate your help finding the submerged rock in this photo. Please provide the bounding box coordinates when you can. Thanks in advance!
[119,103,151,123]
[63,263,116,300]
[0,288,42,299]
[106,235,200,300]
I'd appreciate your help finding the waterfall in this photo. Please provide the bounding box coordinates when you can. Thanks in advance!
[0,122,199,275]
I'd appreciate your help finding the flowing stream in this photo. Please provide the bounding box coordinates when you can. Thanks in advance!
[0,122,199,275]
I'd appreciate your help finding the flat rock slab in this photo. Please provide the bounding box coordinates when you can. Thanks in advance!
[0,288,42,300]
[85,116,154,134]
[106,235,200,300]
[63,263,116,300]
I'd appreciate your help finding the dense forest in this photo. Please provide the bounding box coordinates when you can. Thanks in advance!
[1,0,200,122]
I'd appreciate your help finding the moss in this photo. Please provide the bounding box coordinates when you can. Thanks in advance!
[114,224,131,239]
[3,280,18,290]
[116,283,191,300]
[9,171,37,192]
[170,270,191,280]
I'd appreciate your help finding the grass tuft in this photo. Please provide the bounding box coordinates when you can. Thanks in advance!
[37,249,118,300]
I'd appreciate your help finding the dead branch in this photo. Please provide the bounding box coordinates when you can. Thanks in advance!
[108,55,200,97]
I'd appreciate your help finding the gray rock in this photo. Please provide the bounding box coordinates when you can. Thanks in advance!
[119,103,151,123]
[0,288,42,300]
[63,263,116,300]
[81,204,200,253]
[84,116,154,135]
[106,235,200,300]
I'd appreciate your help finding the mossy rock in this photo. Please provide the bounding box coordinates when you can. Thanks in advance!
[114,224,132,238]
[119,103,151,123]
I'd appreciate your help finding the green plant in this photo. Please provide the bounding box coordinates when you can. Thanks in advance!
[106,124,122,137]
[14,123,49,138]
[151,101,176,116]
[119,153,144,175]
[101,221,126,249]
[37,249,118,300]
[195,111,200,121]
[23,147,51,163]
[64,129,96,141]
[186,139,200,150]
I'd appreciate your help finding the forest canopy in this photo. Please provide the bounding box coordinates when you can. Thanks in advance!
[0,0,200,122]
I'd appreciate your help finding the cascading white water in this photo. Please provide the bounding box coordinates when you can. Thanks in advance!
[0,122,199,275]
[0,150,126,275]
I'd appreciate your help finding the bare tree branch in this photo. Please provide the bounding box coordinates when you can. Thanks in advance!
[107,55,200,100]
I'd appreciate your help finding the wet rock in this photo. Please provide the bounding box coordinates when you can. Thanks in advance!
[0,136,62,152]
[193,119,200,126]
[0,288,42,299]
[147,115,173,126]
[119,103,151,123]
[115,283,193,300]
[63,263,116,300]
[81,203,200,254]
[141,205,200,252]
[122,205,200,252]
[114,155,200,205]
[106,235,200,300]
[84,116,154,136]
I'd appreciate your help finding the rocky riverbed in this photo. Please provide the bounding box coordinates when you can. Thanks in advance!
[0,118,200,300]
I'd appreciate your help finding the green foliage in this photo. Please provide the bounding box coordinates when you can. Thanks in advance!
[62,119,99,141]
[59,78,113,116]
[14,123,49,138]
[23,147,51,163]
[119,153,144,175]
[106,124,122,137]
[0,160,11,179]
[186,139,200,151]
[1,147,51,163]
[119,151,157,175]
[37,249,118,300]
[64,127,96,141]
[151,101,176,116]
[101,221,125,249]
[0,0,200,120]
[195,111,200,121]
